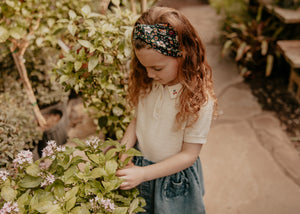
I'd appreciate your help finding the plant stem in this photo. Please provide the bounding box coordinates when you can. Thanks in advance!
[10,40,47,128]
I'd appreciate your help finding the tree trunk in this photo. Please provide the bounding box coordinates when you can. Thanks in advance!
[11,49,47,128]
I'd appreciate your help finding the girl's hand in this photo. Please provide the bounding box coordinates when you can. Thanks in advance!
[116,165,145,190]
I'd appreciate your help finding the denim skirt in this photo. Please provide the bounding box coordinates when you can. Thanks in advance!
[132,155,206,214]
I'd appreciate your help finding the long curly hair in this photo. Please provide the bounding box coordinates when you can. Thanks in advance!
[128,6,217,127]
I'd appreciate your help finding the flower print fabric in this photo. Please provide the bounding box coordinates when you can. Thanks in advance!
[133,23,182,57]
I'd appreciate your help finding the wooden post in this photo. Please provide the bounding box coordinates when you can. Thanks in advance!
[130,0,137,14]
[141,0,147,13]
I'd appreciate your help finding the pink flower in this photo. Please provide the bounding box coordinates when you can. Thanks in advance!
[42,140,57,158]
[13,150,33,168]
[0,170,9,182]
[40,173,55,187]
[100,198,115,212]
[85,136,101,149]
[57,145,66,152]
[0,201,19,214]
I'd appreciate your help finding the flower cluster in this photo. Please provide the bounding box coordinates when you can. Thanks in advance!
[42,140,66,158]
[100,198,115,212]
[89,196,115,212]
[12,150,33,168]
[0,139,145,213]
[0,170,9,182]
[85,136,101,149]
[39,172,55,187]
[0,201,19,214]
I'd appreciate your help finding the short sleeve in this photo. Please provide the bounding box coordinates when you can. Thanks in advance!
[183,99,214,144]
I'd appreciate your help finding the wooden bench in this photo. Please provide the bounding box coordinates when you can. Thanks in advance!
[277,40,300,101]
[256,0,300,101]
[257,0,300,24]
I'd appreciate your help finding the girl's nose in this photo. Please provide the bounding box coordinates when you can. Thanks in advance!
[147,70,156,79]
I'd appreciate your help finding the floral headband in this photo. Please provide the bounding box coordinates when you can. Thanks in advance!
[133,23,182,57]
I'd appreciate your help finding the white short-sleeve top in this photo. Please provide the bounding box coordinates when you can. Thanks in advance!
[136,82,214,162]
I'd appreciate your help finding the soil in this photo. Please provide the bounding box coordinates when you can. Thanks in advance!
[245,67,300,153]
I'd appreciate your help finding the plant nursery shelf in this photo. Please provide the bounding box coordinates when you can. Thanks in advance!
[258,0,300,24]
[277,40,300,101]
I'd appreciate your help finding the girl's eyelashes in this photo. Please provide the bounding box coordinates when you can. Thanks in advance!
[153,67,162,71]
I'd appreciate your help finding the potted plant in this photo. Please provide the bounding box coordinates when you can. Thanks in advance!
[0,137,145,214]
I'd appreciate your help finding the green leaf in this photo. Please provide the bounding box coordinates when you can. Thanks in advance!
[112,0,120,7]
[265,54,274,77]
[66,196,77,211]
[128,198,139,213]
[87,153,103,165]
[88,56,98,72]
[116,129,124,140]
[114,207,128,214]
[125,148,142,157]
[65,186,79,201]
[69,10,77,19]
[26,163,41,176]
[112,106,123,116]
[105,148,120,160]
[70,205,90,214]
[105,160,118,175]
[17,190,31,206]
[19,175,43,188]
[90,167,107,178]
[261,40,268,56]
[10,27,27,40]
[53,181,65,199]
[1,185,17,201]
[47,207,64,214]
[5,0,15,7]
[0,26,9,43]
[36,202,60,213]
[222,40,232,56]
[74,61,83,71]
[68,23,77,36]
[235,42,247,61]
[81,5,91,17]
[78,39,92,48]
[47,18,55,28]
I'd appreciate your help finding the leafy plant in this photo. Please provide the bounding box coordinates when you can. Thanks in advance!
[0,74,42,168]
[275,0,300,9]
[54,3,137,140]
[210,0,286,77]
[0,0,91,127]
[0,137,145,214]
[25,47,70,108]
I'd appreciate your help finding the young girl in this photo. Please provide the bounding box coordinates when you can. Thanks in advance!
[116,6,217,214]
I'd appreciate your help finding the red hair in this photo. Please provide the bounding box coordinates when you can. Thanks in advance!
[128,6,217,126]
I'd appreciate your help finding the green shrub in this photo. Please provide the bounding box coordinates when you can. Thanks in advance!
[0,75,42,168]
[54,3,137,140]
[0,138,145,213]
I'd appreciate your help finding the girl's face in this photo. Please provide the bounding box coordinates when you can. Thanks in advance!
[135,47,180,86]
